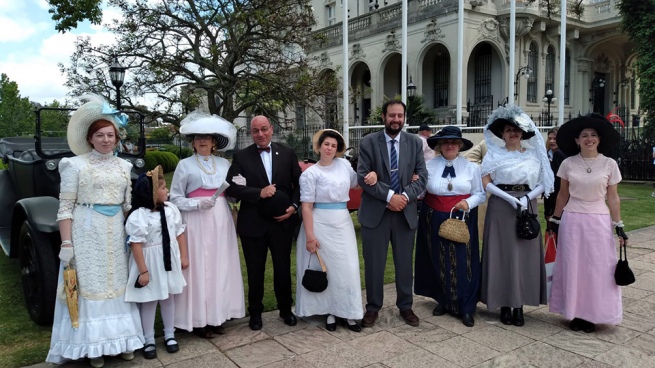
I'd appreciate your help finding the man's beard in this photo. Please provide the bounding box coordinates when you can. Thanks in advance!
[385,121,402,136]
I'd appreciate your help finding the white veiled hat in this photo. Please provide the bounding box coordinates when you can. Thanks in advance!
[179,111,237,151]
[67,95,127,155]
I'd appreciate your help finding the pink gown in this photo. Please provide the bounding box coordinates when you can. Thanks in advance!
[549,154,622,324]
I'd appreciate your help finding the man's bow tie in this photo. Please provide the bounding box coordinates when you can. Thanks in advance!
[258,146,271,153]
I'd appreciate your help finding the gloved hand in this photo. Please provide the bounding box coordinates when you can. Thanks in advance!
[616,226,629,242]
[59,246,74,265]
[232,174,247,186]
[549,216,561,235]
[486,183,521,209]
[519,196,529,213]
[198,198,216,210]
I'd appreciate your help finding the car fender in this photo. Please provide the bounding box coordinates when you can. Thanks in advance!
[10,197,60,257]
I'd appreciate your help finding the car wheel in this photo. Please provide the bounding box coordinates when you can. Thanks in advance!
[19,221,57,326]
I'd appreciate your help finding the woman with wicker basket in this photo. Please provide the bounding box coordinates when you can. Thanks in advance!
[414,126,485,327]
[479,106,554,327]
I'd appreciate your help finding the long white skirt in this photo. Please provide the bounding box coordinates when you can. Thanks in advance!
[295,208,363,319]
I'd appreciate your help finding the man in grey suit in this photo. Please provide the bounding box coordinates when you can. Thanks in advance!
[357,99,428,327]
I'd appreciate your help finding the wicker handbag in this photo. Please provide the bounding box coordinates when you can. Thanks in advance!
[438,207,470,244]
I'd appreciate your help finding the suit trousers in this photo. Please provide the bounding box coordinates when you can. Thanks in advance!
[240,222,294,316]
[362,209,416,312]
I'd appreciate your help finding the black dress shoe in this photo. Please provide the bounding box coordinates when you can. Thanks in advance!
[500,307,512,325]
[512,307,524,327]
[461,314,475,327]
[279,311,297,326]
[326,321,337,331]
[341,319,362,332]
[432,304,447,316]
[569,318,583,331]
[249,315,263,330]
[581,319,596,333]
[164,338,179,353]
[142,344,157,359]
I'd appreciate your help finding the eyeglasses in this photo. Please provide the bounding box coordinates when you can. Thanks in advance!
[251,126,271,135]
[194,135,213,141]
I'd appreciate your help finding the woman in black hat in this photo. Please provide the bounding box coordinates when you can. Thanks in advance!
[479,105,554,327]
[548,114,626,333]
[414,126,486,327]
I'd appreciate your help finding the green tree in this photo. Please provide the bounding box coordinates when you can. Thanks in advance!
[61,0,338,127]
[366,95,435,127]
[618,0,655,141]
[0,74,34,138]
[46,0,103,33]
[39,100,73,137]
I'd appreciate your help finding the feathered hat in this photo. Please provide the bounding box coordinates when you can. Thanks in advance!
[485,105,536,140]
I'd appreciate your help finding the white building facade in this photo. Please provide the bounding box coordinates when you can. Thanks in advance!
[305,0,639,130]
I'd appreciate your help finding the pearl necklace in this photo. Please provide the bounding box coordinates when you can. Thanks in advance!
[580,153,598,173]
[195,154,216,175]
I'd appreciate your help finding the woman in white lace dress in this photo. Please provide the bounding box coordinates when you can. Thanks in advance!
[47,96,144,367]
[479,105,554,327]
[295,129,375,332]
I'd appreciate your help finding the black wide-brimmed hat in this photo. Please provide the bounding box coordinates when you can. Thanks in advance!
[258,191,292,219]
[487,115,536,140]
[556,114,620,156]
[427,126,473,151]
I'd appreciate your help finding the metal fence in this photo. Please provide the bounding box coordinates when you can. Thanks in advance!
[232,117,654,181]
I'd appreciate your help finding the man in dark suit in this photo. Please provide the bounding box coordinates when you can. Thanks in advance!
[357,99,428,327]
[226,115,301,330]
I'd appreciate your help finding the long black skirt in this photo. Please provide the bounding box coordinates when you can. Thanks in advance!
[414,205,481,315]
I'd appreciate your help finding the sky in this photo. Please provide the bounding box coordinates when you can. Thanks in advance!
[0,0,121,105]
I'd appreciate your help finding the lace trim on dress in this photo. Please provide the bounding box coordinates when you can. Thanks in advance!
[481,118,554,197]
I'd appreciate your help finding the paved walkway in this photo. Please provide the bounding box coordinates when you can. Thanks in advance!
[30,225,655,368]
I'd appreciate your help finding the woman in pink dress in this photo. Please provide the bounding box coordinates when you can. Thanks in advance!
[170,112,245,338]
[549,114,627,333]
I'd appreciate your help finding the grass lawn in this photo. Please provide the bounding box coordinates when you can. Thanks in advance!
[1,181,653,366]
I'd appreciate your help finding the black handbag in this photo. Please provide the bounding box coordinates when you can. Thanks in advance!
[301,250,328,293]
[615,243,636,286]
[516,197,540,240]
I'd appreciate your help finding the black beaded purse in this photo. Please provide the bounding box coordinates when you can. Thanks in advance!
[516,197,540,240]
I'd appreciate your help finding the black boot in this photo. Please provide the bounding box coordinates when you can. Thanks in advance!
[512,307,524,327]
[500,307,512,325]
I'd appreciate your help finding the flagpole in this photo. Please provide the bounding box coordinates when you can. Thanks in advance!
[402,0,408,106]
[456,0,463,124]
[508,0,516,106]
[558,0,567,126]
[342,0,349,146]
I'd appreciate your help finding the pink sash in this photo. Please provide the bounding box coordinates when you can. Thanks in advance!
[188,188,224,198]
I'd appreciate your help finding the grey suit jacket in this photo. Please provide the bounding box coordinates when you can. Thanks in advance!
[357,130,428,229]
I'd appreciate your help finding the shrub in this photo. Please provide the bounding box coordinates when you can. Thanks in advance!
[161,144,193,159]
[0,161,6,170]
[144,150,179,172]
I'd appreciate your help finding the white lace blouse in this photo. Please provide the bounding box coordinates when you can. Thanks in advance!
[57,150,132,221]
[481,148,543,190]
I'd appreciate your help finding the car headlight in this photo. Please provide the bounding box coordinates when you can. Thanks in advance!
[135,158,145,168]
[45,160,57,171]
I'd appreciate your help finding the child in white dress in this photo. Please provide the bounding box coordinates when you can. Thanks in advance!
[124,165,189,359]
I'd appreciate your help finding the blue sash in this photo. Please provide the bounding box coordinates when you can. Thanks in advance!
[79,204,122,216]
[314,202,347,210]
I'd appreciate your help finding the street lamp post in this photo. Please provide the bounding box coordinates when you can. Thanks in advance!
[109,56,126,110]
[542,89,556,125]
[514,66,532,100]
[407,76,416,125]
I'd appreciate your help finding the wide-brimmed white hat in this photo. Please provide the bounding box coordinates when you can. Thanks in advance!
[312,129,346,156]
[179,111,237,151]
[67,95,128,155]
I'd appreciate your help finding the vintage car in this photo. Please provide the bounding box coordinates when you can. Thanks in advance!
[0,108,147,325]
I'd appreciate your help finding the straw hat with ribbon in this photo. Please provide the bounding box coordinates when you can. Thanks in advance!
[67,95,128,156]
[179,111,237,152]
[312,129,346,157]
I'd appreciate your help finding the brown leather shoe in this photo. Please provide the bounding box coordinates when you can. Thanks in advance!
[400,309,420,327]
[361,311,378,327]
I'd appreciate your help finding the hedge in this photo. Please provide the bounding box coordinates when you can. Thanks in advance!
[144,150,180,173]
[161,144,193,159]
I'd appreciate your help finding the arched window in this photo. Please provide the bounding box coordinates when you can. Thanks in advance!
[545,45,555,93]
[434,51,449,107]
[474,43,492,104]
[565,49,571,104]
[527,42,538,103]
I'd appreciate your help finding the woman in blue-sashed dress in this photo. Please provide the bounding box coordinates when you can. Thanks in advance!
[414,126,486,327]
[295,129,376,332]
